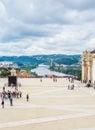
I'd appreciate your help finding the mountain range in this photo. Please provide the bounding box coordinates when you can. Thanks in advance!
[0,54,81,66]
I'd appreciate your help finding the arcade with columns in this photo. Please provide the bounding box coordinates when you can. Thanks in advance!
[82,50,95,84]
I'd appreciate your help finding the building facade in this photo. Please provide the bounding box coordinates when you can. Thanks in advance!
[82,50,95,84]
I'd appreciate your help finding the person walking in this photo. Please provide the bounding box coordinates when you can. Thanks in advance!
[1,99,4,108]
[26,94,29,102]
[10,93,13,106]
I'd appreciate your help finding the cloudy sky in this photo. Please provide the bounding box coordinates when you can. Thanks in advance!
[0,0,95,56]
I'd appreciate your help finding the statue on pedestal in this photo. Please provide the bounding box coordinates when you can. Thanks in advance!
[10,68,17,76]
[8,68,17,86]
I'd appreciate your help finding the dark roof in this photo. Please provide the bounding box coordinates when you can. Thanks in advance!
[91,50,95,53]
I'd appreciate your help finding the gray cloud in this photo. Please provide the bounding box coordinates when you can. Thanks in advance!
[0,0,95,55]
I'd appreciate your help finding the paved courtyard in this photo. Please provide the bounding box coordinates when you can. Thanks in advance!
[0,78,95,130]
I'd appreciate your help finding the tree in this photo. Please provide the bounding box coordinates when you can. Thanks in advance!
[77,72,82,81]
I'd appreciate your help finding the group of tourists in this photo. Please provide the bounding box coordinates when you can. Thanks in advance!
[1,90,22,99]
[0,88,22,108]
[68,84,74,90]
[53,78,57,82]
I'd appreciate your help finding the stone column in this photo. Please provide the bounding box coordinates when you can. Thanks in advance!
[82,61,87,83]
[87,63,91,82]
[87,52,92,82]
[87,57,92,83]
[82,51,88,83]
[92,56,95,83]
[82,62,85,82]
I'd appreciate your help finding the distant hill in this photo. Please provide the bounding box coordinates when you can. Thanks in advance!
[0,54,81,66]
[0,55,81,78]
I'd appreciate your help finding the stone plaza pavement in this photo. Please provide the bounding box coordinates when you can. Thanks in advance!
[0,78,95,130]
